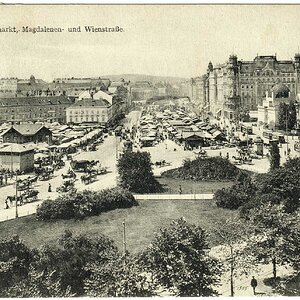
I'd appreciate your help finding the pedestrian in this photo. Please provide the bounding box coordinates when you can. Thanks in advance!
[179,184,182,195]
[0,175,3,186]
[250,276,258,295]
[4,174,7,185]
[5,199,9,209]
[48,183,52,193]
[219,151,222,157]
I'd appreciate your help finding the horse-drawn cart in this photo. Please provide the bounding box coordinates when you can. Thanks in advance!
[56,179,77,194]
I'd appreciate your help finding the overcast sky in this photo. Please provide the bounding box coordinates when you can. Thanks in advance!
[1,5,300,81]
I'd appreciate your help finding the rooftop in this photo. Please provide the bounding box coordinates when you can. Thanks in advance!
[0,143,35,153]
[69,98,110,108]
[0,96,72,107]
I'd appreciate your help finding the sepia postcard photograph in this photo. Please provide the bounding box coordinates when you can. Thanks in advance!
[0,3,298,297]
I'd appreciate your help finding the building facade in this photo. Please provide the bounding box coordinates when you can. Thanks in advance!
[0,78,18,98]
[0,144,34,172]
[257,84,294,130]
[200,54,300,120]
[66,98,113,124]
[189,76,207,116]
[0,96,73,124]
[130,81,155,105]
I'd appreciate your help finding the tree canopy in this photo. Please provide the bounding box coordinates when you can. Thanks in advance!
[278,102,297,131]
[140,218,221,296]
[117,151,162,193]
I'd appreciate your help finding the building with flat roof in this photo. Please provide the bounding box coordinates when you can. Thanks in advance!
[0,144,34,172]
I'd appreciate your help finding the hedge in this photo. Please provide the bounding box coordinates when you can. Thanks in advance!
[36,188,138,221]
[162,157,241,181]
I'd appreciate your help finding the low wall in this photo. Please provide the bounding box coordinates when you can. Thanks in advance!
[133,193,214,200]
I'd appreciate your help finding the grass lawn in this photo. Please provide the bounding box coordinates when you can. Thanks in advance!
[0,199,236,254]
[158,177,234,194]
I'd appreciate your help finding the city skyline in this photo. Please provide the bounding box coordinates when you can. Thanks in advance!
[1,5,300,80]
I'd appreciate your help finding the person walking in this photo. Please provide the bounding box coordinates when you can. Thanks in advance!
[250,276,258,295]
[4,174,7,185]
[48,183,52,193]
[179,184,182,195]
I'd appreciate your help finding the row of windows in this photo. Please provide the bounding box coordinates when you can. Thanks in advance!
[0,107,66,113]
[241,71,295,77]
[241,77,296,84]
[69,116,106,122]
[68,110,106,115]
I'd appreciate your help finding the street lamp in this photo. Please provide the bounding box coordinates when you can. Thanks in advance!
[10,145,18,218]
[286,107,292,157]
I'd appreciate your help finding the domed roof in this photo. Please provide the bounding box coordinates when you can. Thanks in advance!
[271,84,290,98]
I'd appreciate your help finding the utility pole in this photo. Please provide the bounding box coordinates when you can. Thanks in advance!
[11,145,18,218]
[15,173,18,218]
[122,219,127,265]
[230,245,234,297]
[286,107,289,157]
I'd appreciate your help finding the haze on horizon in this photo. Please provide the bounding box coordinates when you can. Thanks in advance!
[1,5,300,81]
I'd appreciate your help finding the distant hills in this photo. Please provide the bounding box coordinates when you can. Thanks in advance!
[102,74,189,84]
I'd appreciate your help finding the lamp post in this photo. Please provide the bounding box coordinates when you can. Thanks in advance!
[15,173,18,218]
[122,219,127,267]
[10,145,18,218]
[286,106,292,158]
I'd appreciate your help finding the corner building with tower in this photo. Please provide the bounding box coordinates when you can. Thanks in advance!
[198,54,300,120]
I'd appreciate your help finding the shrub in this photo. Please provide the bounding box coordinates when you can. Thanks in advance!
[214,172,256,210]
[0,235,34,293]
[162,157,240,181]
[36,188,138,221]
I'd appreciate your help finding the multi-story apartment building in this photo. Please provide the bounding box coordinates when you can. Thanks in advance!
[66,98,113,124]
[0,96,73,124]
[189,76,208,115]
[130,81,155,105]
[200,54,300,120]
[0,78,18,98]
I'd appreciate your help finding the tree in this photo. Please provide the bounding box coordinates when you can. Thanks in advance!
[140,218,221,296]
[213,217,258,296]
[269,141,280,170]
[3,268,74,297]
[117,151,163,193]
[0,235,33,294]
[214,172,256,210]
[84,256,155,297]
[278,102,297,131]
[243,203,300,283]
[32,230,119,296]
[254,166,300,213]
